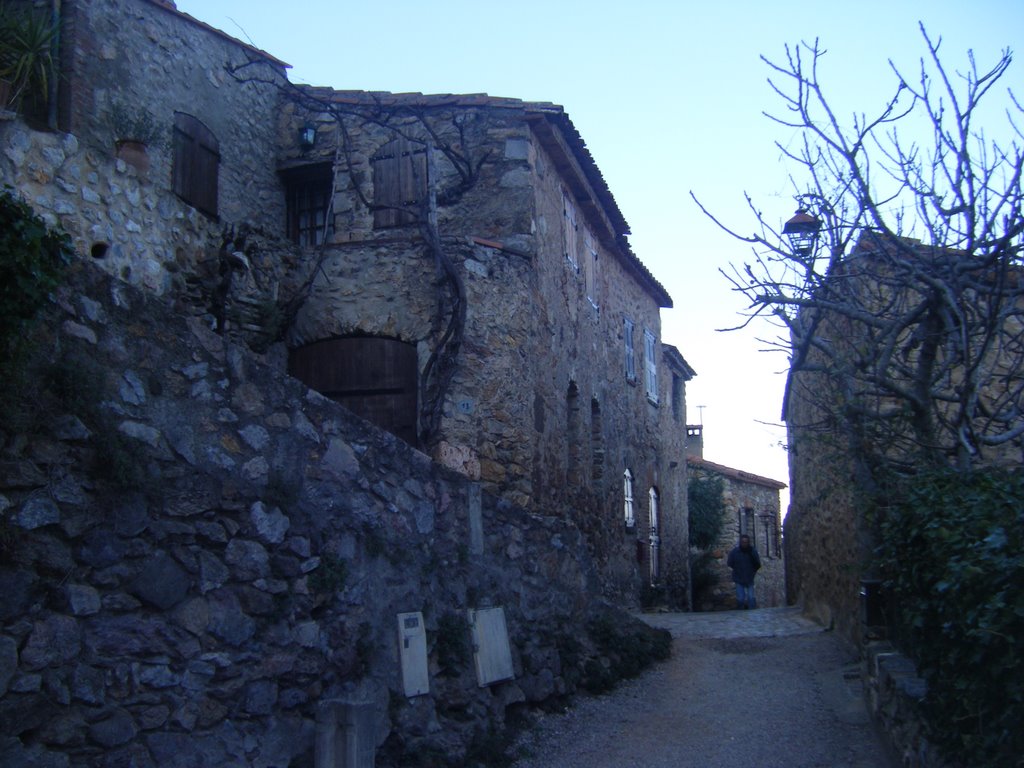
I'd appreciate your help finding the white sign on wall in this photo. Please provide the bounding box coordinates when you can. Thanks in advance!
[397,611,429,697]
[468,606,514,687]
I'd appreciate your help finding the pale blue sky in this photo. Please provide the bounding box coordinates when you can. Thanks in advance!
[175,0,1022,512]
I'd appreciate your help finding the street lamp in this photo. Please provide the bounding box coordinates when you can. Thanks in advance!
[783,209,822,258]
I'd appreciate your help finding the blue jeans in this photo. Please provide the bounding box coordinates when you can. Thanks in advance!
[735,583,756,609]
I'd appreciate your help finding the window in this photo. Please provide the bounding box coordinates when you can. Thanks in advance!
[643,328,659,403]
[562,190,578,270]
[623,469,635,528]
[648,487,660,582]
[624,318,637,382]
[371,137,428,228]
[671,373,683,422]
[173,113,219,217]
[283,163,334,246]
[583,228,598,308]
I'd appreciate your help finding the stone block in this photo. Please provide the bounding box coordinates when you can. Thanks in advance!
[129,551,189,610]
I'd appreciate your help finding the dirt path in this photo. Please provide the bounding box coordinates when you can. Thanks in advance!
[509,609,898,768]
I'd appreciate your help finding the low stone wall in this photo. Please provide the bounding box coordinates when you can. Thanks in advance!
[863,643,952,768]
[0,261,667,767]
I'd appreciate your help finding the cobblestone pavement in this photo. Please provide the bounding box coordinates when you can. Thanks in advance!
[510,607,899,768]
[638,604,824,639]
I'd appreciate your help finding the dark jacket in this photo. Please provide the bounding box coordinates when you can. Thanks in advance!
[727,544,762,586]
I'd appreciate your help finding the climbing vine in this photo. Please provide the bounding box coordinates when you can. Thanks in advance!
[226,59,488,446]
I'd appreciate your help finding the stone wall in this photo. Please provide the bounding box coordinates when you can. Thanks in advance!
[0,113,305,354]
[784,366,866,641]
[62,0,287,229]
[0,261,668,767]
[863,643,952,768]
[0,0,290,298]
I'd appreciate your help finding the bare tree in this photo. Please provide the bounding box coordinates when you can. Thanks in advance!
[694,25,1024,480]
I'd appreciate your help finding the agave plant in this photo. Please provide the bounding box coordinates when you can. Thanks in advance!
[0,3,59,111]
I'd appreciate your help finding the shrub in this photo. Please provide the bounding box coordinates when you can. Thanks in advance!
[583,609,671,692]
[874,468,1024,767]
[688,474,725,550]
[688,474,726,606]
[0,189,72,361]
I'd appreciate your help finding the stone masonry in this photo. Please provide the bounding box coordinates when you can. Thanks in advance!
[0,258,668,767]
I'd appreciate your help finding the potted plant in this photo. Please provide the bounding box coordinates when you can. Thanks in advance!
[0,3,59,114]
[108,101,164,173]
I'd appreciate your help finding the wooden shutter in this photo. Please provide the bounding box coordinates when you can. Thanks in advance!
[173,113,219,218]
[371,137,427,228]
[289,337,418,445]
[624,318,636,381]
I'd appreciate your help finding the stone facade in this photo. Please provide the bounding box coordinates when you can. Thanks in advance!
[277,89,689,604]
[782,376,865,639]
[0,261,669,767]
[1,0,692,762]
[686,448,786,611]
[2,0,694,607]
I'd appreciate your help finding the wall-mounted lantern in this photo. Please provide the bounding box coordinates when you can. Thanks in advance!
[782,209,822,258]
[299,123,316,150]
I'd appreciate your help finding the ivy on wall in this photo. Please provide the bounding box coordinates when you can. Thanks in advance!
[873,468,1024,767]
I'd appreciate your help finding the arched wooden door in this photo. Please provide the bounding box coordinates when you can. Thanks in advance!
[289,337,418,446]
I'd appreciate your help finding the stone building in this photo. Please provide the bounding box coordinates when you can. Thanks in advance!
[0,0,697,763]
[276,88,690,603]
[686,427,786,610]
[783,232,1024,643]
[2,0,693,604]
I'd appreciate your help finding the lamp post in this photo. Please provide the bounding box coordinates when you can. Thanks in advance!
[783,209,822,258]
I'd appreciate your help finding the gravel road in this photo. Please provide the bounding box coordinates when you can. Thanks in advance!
[509,611,899,768]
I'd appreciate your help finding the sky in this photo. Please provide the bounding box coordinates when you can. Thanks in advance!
[175,0,1022,516]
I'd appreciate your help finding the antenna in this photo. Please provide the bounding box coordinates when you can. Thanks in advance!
[696,405,706,425]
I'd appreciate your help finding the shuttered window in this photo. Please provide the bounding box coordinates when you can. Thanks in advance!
[173,113,219,218]
[623,469,635,528]
[289,337,419,445]
[649,487,660,582]
[371,137,428,228]
[643,328,659,404]
[624,318,636,382]
[562,190,578,269]
[584,228,598,308]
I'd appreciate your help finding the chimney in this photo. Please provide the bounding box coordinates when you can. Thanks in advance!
[686,424,703,459]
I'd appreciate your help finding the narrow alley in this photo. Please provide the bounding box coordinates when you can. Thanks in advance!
[510,607,899,768]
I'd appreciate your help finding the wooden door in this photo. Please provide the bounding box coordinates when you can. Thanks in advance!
[289,337,418,445]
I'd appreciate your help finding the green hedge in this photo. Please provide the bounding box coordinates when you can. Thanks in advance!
[874,468,1024,767]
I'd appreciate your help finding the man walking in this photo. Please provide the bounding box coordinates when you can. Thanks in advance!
[727,534,761,609]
